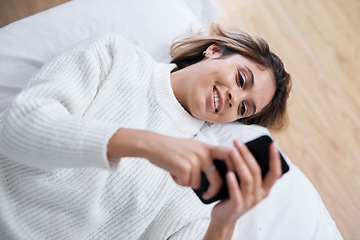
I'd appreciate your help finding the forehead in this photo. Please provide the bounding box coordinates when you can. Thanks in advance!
[229,54,268,71]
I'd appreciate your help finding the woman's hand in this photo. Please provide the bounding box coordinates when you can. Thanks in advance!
[107,128,232,199]
[146,133,232,200]
[203,139,282,240]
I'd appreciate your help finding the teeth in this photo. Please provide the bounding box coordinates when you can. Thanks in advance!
[213,88,219,111]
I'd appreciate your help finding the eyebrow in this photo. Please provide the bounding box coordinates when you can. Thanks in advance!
[245,66,256,116]
[251,102,257,116]
[245,66,254,88]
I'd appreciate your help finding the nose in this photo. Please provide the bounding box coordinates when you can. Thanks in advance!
[227,89,242,109]
[227,90,236,109]
[228,92,233,108]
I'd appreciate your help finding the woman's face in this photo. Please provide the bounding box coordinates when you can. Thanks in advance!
[171,45,276,123]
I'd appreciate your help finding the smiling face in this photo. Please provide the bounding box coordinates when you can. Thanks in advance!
[171,44,276,123]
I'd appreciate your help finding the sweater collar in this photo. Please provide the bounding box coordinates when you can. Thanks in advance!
[152,63,205,135]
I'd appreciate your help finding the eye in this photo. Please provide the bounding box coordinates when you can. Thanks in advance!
[240,102,246,116]
[237,71,245,88]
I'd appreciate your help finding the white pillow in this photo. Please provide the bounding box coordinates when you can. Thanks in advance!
[0,0,220,113]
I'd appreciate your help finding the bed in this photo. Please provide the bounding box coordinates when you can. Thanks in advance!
[0,0,342,239]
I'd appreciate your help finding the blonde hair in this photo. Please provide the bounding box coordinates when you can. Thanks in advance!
[170,24,291,130]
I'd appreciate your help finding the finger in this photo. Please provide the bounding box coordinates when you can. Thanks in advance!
[211,146,234,171]
[202,165,222,199]
[172,172,190,187]
[229,147,253,199]
[234,139,262,197]
[172,163,192,187]
[226,171,242,205]
[170,173,185,187]
[201,146,230,199]
[263,142,282,192]
[188,160,202,189]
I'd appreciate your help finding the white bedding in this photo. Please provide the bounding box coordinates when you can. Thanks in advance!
[0,0,342,239]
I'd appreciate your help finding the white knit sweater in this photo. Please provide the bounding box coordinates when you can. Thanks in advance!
[0,34,236,239]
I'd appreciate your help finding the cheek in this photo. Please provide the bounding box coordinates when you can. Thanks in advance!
[218,111,239,123]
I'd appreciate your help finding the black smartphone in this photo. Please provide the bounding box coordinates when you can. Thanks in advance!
[193,135,289,204]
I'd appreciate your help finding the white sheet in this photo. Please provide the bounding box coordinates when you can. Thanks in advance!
[0,0,342,239]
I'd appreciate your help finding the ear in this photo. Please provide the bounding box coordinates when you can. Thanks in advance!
[204,43,223,58]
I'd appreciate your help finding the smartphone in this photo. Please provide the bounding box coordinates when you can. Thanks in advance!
[193,135,289,204]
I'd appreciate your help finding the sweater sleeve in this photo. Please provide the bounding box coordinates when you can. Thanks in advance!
[0,33,130,170]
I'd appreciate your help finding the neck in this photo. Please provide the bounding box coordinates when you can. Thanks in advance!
[170,69,190,113]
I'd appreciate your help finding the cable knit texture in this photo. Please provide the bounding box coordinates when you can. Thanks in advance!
[0,33,239,240]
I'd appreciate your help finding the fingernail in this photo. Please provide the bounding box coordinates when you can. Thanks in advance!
[230,148,239,157]
[228,172,236,182]
[235,139,244,147]
[203,193,210,199]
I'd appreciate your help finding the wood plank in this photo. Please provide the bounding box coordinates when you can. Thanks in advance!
[0,0,69,28]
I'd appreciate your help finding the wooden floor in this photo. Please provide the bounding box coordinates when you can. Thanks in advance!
[1,0,359,239]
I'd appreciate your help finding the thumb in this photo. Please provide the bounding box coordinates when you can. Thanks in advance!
[211,146,234,171]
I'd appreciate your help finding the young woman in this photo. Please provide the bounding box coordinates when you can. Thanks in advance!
[0,24,291,240]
